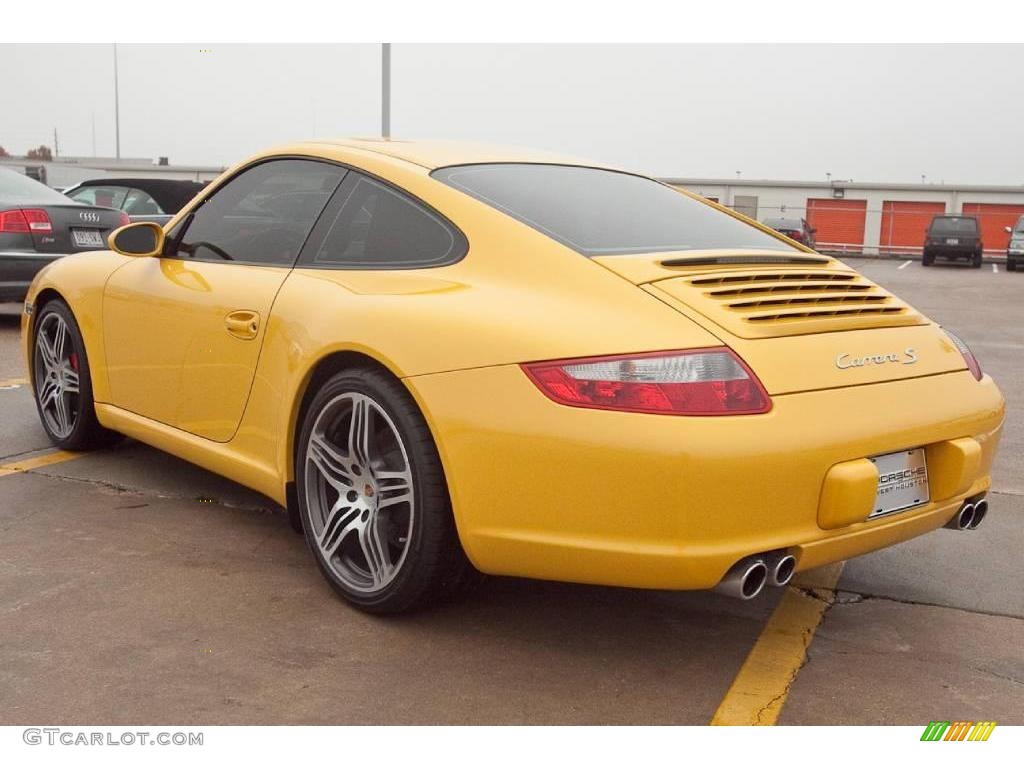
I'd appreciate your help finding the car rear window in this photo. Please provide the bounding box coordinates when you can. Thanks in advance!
[930,217,978,234]
[0,168,73,205]
[431,163,795,256]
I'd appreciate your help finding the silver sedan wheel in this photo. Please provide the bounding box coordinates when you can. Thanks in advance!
[304,392,415,594]
[33,313,81,440]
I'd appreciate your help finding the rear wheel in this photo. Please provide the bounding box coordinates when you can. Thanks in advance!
[32,300,121,451]
[972,252,983,268]
[922,252,933,266]
[1007,259,1017,272]
[296,367,477,613]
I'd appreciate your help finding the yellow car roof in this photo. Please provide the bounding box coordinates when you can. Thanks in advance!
[304,137,602,171]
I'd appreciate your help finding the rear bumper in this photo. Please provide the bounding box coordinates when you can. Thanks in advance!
[0,250,67,302]
[924,246,981,258]
[408,366,1004,591]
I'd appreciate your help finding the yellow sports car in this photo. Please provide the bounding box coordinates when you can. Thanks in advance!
[22,140,1004,613]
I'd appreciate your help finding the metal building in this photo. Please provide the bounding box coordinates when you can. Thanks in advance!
[664,177,1024,256]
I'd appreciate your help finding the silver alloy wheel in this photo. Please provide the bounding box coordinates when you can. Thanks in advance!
[304,392,415,594]
[33,313,81,440]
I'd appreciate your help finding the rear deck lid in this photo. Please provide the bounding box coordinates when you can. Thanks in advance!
[594,250,928,339]
[29,204,126,254]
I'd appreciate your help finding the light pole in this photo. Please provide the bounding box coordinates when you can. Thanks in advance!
[381,43,391,139]
[113,44,121,159]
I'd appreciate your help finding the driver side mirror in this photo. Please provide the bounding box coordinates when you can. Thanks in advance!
[108,221,165,258]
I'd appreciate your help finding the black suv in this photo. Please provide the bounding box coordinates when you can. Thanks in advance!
[923,215,983,268]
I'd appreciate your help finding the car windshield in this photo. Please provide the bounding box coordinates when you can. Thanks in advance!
[431,163,795,256]
[930,217,978,234]
[0,168,74,205]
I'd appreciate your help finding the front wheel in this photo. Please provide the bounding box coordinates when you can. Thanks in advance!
[1007,259,1017,272]
[32,300,120,450]
[296,367,477,613]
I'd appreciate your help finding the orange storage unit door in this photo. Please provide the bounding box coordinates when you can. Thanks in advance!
[879,201,946,253]
[807,198,867,251]
[961,203,1024,252]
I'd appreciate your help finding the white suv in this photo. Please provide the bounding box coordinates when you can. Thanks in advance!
[1006,216,1024,272]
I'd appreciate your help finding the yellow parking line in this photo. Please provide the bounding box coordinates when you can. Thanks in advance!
[0,377,29,389]
[0,450,83,478]
[710,561,845,726]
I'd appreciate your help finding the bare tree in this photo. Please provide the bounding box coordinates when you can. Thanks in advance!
[26,145,53,161]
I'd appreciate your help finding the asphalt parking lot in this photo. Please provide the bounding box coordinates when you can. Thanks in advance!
[0,256,1021,725]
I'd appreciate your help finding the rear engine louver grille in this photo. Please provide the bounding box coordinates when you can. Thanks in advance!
[663,270,924,338]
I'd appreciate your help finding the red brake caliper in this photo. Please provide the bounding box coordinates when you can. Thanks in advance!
[69,352,79,372]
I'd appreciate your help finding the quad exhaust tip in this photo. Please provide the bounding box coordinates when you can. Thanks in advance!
[769,553,797,587]
[714,551,797,600]
[946,502,975,530]
[969,499,988,529]
[714,557,768,601]
[945,498,988,531]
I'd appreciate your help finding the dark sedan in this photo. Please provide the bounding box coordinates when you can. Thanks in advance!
[62,177,206,226]
[761,216,817,249]
[1,168,128,302]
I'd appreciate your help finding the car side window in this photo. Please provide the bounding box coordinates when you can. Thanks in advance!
[299,172,466,269]
[170,159,346,266]
[123,188,165,215]
[69,186,131,209]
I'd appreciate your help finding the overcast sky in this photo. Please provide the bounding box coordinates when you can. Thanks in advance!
[1,43,1021,184]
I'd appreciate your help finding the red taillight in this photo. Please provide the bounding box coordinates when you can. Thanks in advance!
[0,208,52,234]
[522,348,772,416]
[944,330,983,381]
[117,211,131,227]
[784,230,804,242]
[0,209,30,233]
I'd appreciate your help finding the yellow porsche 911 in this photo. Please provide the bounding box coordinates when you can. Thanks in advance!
[22,139,1003,613]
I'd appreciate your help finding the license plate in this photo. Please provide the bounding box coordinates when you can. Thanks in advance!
[946,238,960,245]
[868,448,929,518]
[72,228,105,248]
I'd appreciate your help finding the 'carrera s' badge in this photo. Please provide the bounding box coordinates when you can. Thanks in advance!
[835,348,918,369]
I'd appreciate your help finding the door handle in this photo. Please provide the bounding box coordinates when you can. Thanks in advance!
[225,310,260,340]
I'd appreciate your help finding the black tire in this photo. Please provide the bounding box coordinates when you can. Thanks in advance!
[295,366,478,614]
[1007,260,1017,272]
[972,252,983,268]
[922,253,933,266]
[31,299,121,451]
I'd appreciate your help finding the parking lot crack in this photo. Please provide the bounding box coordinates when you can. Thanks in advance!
[0,446,52,462]
[750,586,839,725]
[838,590,1024,621]
[965,666,1024,687]
[21,466,280,516]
